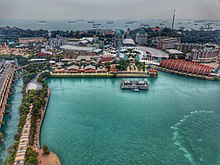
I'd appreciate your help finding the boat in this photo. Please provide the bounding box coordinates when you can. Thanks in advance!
[93,24,101,28]
[194,20,206,23]
[126,21,134,24]
[106,21,114,24]
[38,21,47,23]
[88,21,95,23]
[121,80,149,90]
[141,24,149,27]
[93,23,101,26]
[132,88,140,92]
[178,26,185,31]
[68,21,77,24]
[159,23,164,26]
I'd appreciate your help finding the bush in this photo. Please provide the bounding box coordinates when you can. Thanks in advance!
[43,145,50,155]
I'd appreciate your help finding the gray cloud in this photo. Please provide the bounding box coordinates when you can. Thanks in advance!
[0,0,220,20]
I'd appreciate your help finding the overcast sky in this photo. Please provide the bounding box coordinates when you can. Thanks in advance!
[1,0,220,20]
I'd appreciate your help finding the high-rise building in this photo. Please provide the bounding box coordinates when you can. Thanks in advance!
[135,30,148,46]
[114,29,124,48]
[49,35,67,48]
[156,37,180,50]
[190,47,220,63]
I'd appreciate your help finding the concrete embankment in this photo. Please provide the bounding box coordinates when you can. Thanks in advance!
[37,88,61,165]
[50,72,156,78]
[50,73,116,78]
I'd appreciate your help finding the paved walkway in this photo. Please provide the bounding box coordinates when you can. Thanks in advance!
[26,73,42,92]
[37,149,61,165]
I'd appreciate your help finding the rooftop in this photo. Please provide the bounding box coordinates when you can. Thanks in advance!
[123,39,135,45]
[166,49,183,54]
[60,45,95,52]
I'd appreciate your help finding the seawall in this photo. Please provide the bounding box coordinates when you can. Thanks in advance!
[38,87,61,165]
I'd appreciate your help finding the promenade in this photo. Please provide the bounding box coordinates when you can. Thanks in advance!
[14,104,33,165]
[50,72,156,78]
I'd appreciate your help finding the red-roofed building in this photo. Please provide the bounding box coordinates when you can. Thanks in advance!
[160,59,214,76]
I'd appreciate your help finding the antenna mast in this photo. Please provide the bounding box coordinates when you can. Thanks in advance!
[172,9,176,30]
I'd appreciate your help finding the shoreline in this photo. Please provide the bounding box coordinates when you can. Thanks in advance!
[36,87,61,165]
[50,72,156,78]
[36,88,50,148]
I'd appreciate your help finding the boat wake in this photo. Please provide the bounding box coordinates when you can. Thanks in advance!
[171,110,220,165]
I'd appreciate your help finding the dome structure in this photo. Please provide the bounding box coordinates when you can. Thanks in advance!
[122,38,135,46]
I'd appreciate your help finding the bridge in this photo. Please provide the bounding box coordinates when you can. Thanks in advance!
[0,63,15,128]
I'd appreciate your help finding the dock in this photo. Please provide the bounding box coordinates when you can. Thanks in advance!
[121,80,149,90]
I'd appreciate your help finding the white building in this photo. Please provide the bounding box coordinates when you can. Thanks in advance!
[136,32,148,45]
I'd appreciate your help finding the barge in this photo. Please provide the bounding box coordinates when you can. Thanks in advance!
[121,80,149,90]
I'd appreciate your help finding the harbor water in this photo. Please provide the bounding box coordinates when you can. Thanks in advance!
[41,72,220,165]
[1,19,220,31]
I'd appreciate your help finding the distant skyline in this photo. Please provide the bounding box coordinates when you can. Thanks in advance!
[1,0,220,20]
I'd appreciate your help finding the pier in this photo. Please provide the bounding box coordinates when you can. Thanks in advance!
[121,80,149,90]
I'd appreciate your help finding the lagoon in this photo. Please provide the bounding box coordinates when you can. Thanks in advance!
[41,72,220,165]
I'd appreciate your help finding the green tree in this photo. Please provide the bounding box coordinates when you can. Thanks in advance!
[104,62,111,72]
[25,156,38,165]
[0,132,3,143]
[43,145,50,155]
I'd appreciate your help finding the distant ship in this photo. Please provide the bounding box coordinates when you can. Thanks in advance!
[77,19,85,21]
[140,24,149,27]
[106,21,114,24]
[178,27,185,30]
[159,23,164,26]
[93,23,102,28]
[126,21,134,24]
[194,20,206,23]
[39,21,47,23]
[88,21,95,23]
[93,23,101,26]
[68,21,77,24]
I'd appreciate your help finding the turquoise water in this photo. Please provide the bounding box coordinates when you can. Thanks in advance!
[0,78,23,163]
[41,72,220,165]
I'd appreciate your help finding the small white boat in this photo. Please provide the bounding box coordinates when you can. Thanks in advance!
[132,88,140,92]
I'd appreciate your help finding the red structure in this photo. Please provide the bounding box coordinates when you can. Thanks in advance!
[160,60,214,76]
